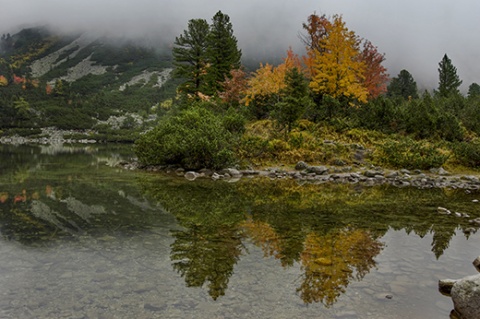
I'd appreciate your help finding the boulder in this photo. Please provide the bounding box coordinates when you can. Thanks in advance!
[451,274,480,319]
[295,161,310,171]
[439,279,457,296]
[307,166,329,175]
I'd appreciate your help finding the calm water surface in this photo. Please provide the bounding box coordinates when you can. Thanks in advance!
[0,144,479,319]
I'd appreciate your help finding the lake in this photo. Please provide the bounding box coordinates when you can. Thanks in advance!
[0,144,478,318]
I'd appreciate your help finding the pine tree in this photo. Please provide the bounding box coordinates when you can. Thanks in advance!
[437,54,462,97]
[172,18,210,97]
[468,82,480,99]
[274,67,312,138]
[205,11,242,95]
[387,69,418,99]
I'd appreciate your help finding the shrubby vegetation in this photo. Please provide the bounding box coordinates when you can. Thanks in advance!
[134,104,239,169]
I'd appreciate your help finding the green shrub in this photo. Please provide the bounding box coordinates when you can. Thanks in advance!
[452,142,480,167]
[374,138,449,169]
[134,107,236,169]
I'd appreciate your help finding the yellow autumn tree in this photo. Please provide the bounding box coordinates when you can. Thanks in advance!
[309,15,368,104]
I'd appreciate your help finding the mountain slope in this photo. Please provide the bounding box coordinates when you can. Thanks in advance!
[0,26,177,135]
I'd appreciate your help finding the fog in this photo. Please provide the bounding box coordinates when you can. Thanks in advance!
[2,0,480,91]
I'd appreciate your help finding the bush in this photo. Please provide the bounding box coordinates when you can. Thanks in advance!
[452,142,480,167]
[134,107,236,169]
[374,138,449,169]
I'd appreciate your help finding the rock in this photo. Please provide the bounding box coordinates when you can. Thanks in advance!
[224,168,242,177]
[437,207,451,215]
[438,167,450,176]
[439,279,457,296]
[199,168,214,177]
[474,257,480,273]
[295,161,309,170]
[211,172,221,180]
[184,171,198,181]
[364,170,378,178]
[451,274,480,319]
[307,166,329,175]
[472,199,479,203]
[175,168,185,176]
[400,169,411,175]
[470,218,480,226]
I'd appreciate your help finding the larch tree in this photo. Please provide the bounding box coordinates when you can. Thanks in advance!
[172,18,210,98]
[205,11,242,96]
[309,15,368,104]
[437,54,462,97]
[359,40,389,99]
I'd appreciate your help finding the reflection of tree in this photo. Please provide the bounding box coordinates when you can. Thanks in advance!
[241,218,283,260]
[170,225,245,300]
[297,229,383,306]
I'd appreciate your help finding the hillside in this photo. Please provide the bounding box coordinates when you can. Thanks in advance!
[0,26,178,140]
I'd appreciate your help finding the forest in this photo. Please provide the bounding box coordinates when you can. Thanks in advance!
[2,13,480,171]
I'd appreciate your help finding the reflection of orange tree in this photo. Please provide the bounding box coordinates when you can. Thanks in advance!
[298,229,383,306]
[241,217,284,260]
[170,225,245,300]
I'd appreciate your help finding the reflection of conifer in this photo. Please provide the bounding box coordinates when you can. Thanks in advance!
[170,225,244,300]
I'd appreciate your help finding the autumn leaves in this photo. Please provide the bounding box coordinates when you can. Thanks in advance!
[244,14,388,108]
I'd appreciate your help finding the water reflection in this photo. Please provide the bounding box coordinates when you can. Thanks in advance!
[0,144,479,312]
[0,144,154,244]
[140,176,480,306]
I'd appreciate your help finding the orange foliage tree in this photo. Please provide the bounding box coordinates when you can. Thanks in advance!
[243,48,303,106]
[219,68,248,106]
[359,40,389,99]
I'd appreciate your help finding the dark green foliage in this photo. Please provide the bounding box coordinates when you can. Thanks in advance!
[452,142,480,167]
[222,107,246,135]
[437,54,462,97]
[134,106,237,169]
[205,11,242,95]
[387,69,418,99]
[173,11,241,98]
[353,97,400,133]
[468,83,480,99]
[172,18,210,97]
[273,67,312,136]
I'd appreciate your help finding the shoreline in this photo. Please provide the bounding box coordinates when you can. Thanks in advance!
[122,160,480,191]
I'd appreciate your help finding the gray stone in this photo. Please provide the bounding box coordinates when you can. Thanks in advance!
[451,274,480,319]
[438,167,450,176]
[400,169,411,175]
[307,166,329,175]
[364,170,379,178]
[474,257,480,273]
[438,207,451,215]
[439,279,457,296]
[184,171,198,181]
[295,161,309,170]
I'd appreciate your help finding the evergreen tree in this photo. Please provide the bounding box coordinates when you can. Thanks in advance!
[387,69,418,99]
[467,82,480,99]
[274,67,312,137]
[172,19,210,97]
[437,54,462,97]
[205,11,242,95]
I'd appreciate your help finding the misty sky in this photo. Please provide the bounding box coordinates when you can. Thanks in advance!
[2,0,480,91]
